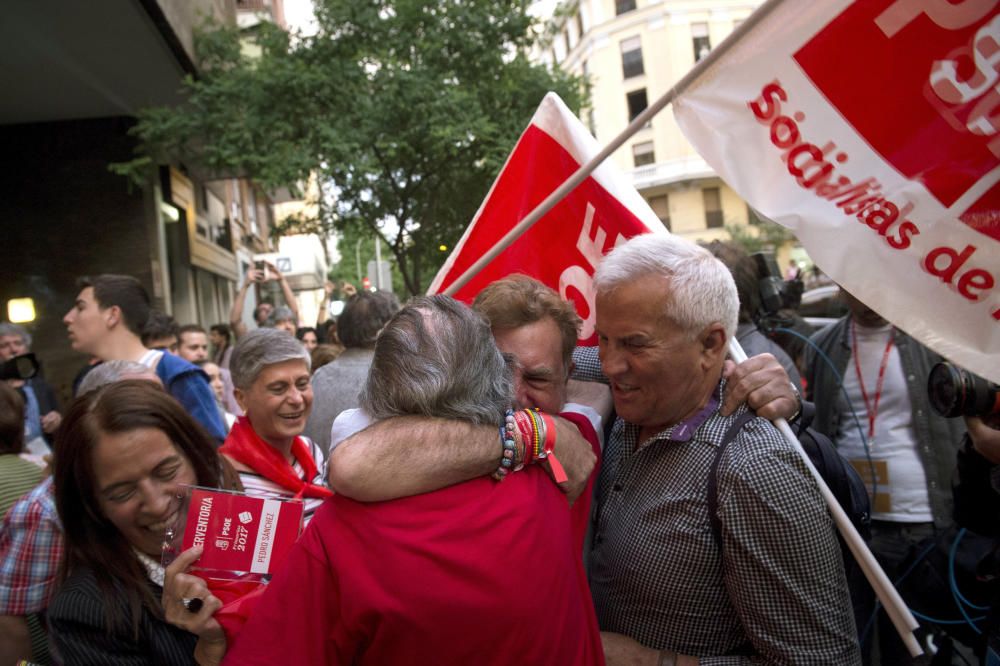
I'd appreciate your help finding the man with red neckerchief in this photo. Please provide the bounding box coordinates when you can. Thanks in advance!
[804,288,966,663]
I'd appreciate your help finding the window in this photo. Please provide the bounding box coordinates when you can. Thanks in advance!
[587,109,597,137]
[648,194,671,231]
[626,88,648,122]
[575,11,584,40]
[616,0,636,16]
[632,141,655,167]
[620,36,644,79]
[703,187,723,228]
[692,22,711,62]
[229,179,243,223]
[747,204,761,226]
[246,186,260,237]
[563,28,571,54]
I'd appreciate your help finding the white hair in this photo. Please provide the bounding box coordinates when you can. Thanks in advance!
[0,323,30,349]
[594,233,739,340]
[76,360,152,396]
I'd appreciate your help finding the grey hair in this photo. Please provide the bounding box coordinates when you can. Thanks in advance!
[360,295,512,426]
[0,323,30,349]
[594,233,739,340]
[271,306,296,323]
[230,328,311,390]
[77,360,151,396]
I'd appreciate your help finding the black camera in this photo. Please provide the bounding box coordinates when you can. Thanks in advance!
[751,251,803,321]
[0,353,39,382]
[928,362,999,418]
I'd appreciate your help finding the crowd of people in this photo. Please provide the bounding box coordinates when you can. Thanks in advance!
[0,233,995,665]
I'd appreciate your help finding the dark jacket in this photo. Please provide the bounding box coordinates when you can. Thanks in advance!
[49,568,197,665]
[803,316,965,528]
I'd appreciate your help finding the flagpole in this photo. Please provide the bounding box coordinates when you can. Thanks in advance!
[442,0,786,299]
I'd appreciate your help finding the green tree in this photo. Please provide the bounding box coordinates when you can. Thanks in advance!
[113,0,586,295]
[725,209,798,254]
[326,224,409,296]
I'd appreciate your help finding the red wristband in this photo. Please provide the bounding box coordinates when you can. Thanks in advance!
[538,412,567,484]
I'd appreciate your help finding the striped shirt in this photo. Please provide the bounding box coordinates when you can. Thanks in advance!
[235,437,328,525]
[49,568,197,665]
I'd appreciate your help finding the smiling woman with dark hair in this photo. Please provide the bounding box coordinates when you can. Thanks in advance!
[48,381,239,665]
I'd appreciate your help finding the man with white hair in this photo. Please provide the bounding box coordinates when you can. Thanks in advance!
[584,234,859,665]
[0,323,61,448]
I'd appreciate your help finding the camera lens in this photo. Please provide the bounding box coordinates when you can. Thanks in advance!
[928,362,999,418]
[928,362,965,418]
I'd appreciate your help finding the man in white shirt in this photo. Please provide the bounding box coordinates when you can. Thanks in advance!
[804,289,966,662]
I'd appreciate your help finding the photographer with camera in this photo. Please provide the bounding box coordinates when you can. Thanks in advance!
[229,259,300,340]
[928,364,1000,664]
[0,323,61,452]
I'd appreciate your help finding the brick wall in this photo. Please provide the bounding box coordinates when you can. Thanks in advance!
[0,117,155,405]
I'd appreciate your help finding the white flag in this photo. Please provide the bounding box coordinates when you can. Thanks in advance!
[674,0,1000,383]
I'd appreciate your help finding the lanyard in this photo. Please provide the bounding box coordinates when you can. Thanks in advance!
[851,321,895,444]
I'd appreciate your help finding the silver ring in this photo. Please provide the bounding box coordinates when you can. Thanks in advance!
[182,597,204,613]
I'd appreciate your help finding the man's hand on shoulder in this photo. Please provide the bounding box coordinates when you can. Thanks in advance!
[721,353,799,421]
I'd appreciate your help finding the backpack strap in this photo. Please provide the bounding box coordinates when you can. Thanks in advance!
[707,411,757,551]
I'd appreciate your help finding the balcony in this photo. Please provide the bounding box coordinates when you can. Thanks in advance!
[629,155,717,191]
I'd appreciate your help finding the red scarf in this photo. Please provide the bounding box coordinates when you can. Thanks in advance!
[219,416,333,500]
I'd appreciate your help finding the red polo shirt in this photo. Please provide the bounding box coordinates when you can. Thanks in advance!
[224,453,604,665]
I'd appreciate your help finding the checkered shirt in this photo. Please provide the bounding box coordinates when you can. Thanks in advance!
[0,477,63,614]
[574,347,860,664]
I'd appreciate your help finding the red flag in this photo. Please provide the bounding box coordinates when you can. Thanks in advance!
[427,93,663,344]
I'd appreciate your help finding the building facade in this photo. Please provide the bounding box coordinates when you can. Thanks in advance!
[0,0,279,402]
[537,0,765,244]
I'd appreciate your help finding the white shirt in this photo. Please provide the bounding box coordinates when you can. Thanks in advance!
[835,323,932,522]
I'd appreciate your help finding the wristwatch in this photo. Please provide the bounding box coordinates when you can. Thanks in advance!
[788,381,803,423]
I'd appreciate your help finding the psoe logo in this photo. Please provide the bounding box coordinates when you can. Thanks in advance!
[215,539,230,551]
[795,0,1000,241]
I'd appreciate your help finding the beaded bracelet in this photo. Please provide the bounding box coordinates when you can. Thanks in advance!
[492,409,521,482]
[506,410,525,470]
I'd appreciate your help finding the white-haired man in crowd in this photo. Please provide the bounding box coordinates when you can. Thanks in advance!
[579,233,859,664]
[0,323,61,451]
